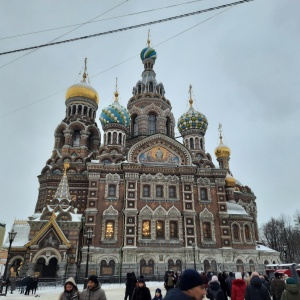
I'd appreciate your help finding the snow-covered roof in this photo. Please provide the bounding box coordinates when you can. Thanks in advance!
[227,202,249,216]
[256,244,278,252]
[3,220,30,248]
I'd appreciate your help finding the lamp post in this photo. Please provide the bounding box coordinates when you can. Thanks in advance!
[83,228,93,289]
[283,245,287,263]
[0,229,17,295]
[192,243,196,271]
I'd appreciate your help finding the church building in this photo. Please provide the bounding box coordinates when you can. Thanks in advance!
[5,37,279,279]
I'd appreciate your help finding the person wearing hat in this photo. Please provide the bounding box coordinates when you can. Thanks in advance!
[207,275,226,300]
[81,275,107,300]
[59,277,79,300]
[245,272,271,300]
[131,277,151,300]
[164,269,207,300]
[152,288,163,300]
[231,273,246,300]
[270,273,285,300]
[280,277,300,300]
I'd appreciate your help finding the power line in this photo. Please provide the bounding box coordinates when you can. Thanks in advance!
[0,0,129,69]
[0,5,236,119]
[0,0,253,57]
[0,0,205,41]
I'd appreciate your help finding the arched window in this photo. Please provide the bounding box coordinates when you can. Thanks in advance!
[200,188,208,200]
[142,220,151,238]
[143,185,150,197]
[149,82,153,92]
[190,138,194,149]
[105,221,114,239]
[118,133,122,144]
[203,222,212,239]
[195,137,199,149]
[148,114,156,134]
[156,185,163,197]
[78,105,82,115]
[200,139,203,149]
[249,259,255,272]
[169,186,176,198]
[233,224,240,240]
[108,132,112,144]
[170,221,178,238]
[112,132,117,144]
[236,259,244,272]
[156,220,164,238]
[245,225,251,240]
[108,184,116,196]
[132,115,138,137]
[166,117,171,136]
[72,130,81,147]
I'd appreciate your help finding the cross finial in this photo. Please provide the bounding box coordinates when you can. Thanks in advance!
[114,77,119,101]
[147,29,151,47]
[189,84,193,107]
[82,58,87,82]
[218,123,223,139]
[63,162,70,176]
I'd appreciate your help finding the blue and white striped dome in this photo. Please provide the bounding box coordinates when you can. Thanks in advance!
[140,47,157,61]
[100,100,130,127]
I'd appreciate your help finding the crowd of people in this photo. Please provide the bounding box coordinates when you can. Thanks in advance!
[1,269,299,300]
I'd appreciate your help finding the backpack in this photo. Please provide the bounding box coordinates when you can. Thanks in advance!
[210,288,222,300]
[167,276,174,287]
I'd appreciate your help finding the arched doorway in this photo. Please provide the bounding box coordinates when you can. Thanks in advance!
[168,259,182,272]
[204,260,210,272]
[100,260,115,276]
[211,260,217,273]
[140,259,154,275]
[35,257,58,277]
[236,259,244,272]
[249,259,255,272]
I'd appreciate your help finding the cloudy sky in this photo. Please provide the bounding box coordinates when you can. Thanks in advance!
[0,0,299,238]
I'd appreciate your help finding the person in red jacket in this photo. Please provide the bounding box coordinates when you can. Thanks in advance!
[231,273,246,300]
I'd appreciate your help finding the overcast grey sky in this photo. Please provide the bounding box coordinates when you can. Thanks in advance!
[0,0,299,238]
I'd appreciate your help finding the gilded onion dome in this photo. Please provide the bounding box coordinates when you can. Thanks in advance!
[225,172,236,187]
[65,58,99,104]
[177,85,208,136]
[214,124,231,158]
[99,82,130,127]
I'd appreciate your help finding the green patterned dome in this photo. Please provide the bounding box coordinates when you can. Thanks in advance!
[140,47,157,61]
[177,106,208,135]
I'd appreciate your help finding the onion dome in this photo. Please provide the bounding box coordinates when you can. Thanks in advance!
[99,82,130,127]
[177,85,208,135]
[215,137,231,158]
[65,58,99,104]
[140,30,157,62]
[225,172,236,187]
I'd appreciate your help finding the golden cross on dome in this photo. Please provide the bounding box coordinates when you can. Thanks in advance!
[63,162,70,175]
[82,58,88,82]
[189,84,193,107]
[114,77,119,101]
[218,123,223,139]
[147,29,151,47]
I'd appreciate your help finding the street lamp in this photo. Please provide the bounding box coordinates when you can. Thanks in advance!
[192,243,196,271]
[283,245,287,263]
[0,229,17,295]
[83,228,93,289]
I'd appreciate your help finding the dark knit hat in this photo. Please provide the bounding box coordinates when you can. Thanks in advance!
[179,269,205,291]
[88,275,98,285]
[286,278,295,285]
[155,288,162,294]
[138,276,145,283]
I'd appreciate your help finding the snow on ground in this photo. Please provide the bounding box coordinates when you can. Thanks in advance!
[4,282,166,300]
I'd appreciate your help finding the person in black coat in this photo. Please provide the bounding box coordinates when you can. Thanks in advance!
[131,277,151,300]
[207,276,226,300]
[124,272,137,300]
[245,273,271,300]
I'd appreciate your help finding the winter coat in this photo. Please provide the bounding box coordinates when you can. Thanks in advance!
[245,276,271,300]
[131,285,152,300]
[225,276,235,296]
[231,279,246,300]
[271,278,285,300]
[125,273,137,294]
[280,284,300,300]
[59,277,79,300]
[164,288,194,300]
[81,282,107,300]
[207,281,226,300]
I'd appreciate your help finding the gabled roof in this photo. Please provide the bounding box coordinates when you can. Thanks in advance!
[25,214,71,248]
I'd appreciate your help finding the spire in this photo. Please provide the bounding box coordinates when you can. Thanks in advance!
[82,58,87,83]
[54,162,71,200]
[114,77,119,101]
[189,84,193,107]
[147,29,151,47]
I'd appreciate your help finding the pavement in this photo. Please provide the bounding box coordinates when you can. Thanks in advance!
[3,282,166,300]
